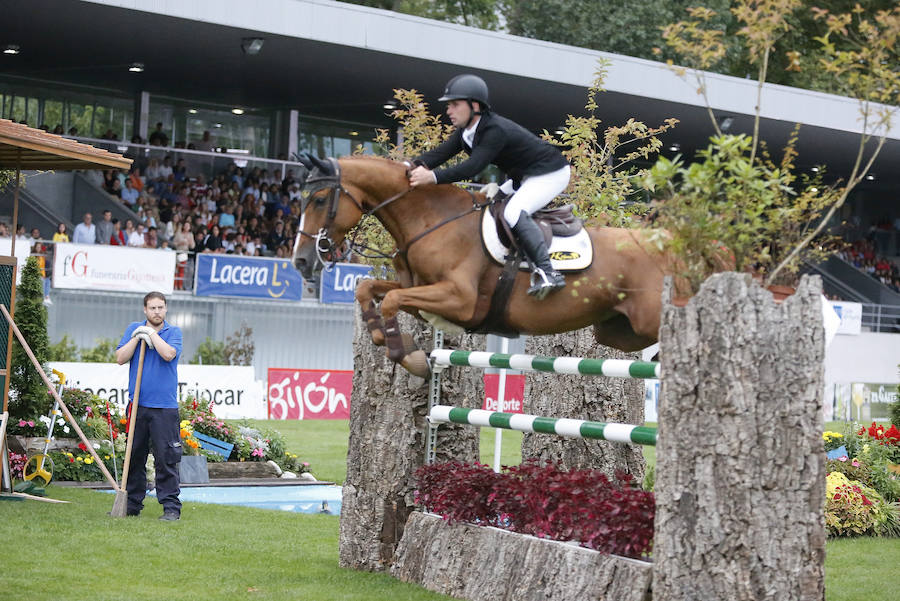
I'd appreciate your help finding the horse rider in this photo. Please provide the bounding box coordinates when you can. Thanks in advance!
[408,74,570,299]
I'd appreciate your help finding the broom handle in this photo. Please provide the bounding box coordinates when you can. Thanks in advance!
[118,341,146,491]
[0,304,119,490]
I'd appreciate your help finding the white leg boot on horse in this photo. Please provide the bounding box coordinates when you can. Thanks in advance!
[511,212,566,299]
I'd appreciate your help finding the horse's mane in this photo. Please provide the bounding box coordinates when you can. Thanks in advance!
[339,154,482,209]
[339,155,407,181]
[340,154,404,167]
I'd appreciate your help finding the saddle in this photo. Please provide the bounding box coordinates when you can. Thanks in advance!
[469,190,594,338]
[481,192,593,272]
[488,195,583,247]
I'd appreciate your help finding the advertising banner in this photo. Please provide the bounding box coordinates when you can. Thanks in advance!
[851,382,899,421]
[47,362,266,419]
[267,368,352,419]
[482,374,525,413]
[0,238,34,283]
[194,254,303,301]
[832,381,899,422]
[52,243,175,294]
[828,301,863,335]
[319,263,374,304]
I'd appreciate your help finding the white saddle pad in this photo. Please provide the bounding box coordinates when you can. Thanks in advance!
[481,211,593,271]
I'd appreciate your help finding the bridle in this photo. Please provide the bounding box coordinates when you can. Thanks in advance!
[297,158,491,270]
[298,158,361,264]
[298,158,412,269]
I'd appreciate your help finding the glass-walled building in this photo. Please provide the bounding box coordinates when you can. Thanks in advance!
[297,117,378,158]
[0,77,386,161]
[1,79,134,139]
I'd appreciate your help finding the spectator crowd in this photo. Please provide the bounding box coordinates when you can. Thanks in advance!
[44,129,314,289]
[81,149,308,262]
[838,238,900,294]
[5,125,315,294]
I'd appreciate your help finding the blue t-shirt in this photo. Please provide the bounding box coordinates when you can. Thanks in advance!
[218,212,235,228]
[117,320,183,408]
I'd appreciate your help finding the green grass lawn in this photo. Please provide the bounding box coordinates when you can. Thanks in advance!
[0,487,452,601]
[4,418,897,600]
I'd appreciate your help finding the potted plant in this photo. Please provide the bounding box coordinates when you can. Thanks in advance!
[178,419,209,484]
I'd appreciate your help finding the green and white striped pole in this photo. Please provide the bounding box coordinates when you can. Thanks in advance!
[428,405,658,446]
[430,349,661,379]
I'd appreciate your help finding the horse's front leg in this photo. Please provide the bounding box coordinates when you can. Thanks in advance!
[379,280,477,378]
[355,279,402,346]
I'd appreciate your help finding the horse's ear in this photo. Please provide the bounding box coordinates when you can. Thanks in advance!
[295,152,315,171]
[295,152,334,175]
[308,154,334,175]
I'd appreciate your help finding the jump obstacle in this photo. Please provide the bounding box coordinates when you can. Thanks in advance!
[430,349,661,379]
[393,276,826,601]
[428,405,657,446]
[425,344,659,464]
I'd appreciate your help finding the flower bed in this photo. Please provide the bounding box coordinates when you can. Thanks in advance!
[823,422,900,537]
[179,397,310,475]
[391,512,653,601]
[9,389,311,483]
[414,460,654,559]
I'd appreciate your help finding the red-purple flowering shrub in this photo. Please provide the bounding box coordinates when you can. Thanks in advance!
[415,461,503,526]
[414,459,655,559]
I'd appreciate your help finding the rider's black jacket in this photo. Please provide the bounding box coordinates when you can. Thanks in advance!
[415,112,568,188]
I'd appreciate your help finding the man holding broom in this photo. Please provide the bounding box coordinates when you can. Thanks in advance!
[115,291,183,521]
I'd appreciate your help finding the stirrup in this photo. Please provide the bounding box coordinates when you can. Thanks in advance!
[528,268,565,300]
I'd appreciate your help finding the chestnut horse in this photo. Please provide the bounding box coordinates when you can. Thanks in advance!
[292,155,671,377]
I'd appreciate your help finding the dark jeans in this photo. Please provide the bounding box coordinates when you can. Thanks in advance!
[126,406,182,515]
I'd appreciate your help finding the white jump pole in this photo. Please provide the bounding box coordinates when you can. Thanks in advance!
[492,337,509,473]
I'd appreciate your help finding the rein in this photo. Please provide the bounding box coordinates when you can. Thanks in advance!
[301,159,492,264]
[396,189,489,257]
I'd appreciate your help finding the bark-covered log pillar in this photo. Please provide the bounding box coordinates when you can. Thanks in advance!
[522,328,645,479]
[653,273,826,601]
[339,310,483,571]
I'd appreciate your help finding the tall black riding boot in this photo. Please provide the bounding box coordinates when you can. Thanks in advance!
[511,212,566,299]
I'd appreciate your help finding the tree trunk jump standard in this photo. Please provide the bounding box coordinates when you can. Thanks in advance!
[653,273,826,601]
[339,308,483,571]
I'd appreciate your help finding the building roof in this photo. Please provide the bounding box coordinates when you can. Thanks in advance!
[0,119,133,171]
[2,0,898,190]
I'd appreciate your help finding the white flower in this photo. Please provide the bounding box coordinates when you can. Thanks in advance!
[57,418,65,427]
[93,443,101,449]
[39,415,51,426]
[63,425,70,434]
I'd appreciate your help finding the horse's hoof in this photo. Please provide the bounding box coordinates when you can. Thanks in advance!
[401,350,430,378]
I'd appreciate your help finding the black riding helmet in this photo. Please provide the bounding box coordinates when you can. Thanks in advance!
[438,74,491,110]
[439,74,490,128]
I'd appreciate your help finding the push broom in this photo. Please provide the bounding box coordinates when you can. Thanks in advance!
[109,339,146,518]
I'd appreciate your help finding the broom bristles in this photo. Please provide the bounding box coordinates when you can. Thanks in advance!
[109,489,128,518]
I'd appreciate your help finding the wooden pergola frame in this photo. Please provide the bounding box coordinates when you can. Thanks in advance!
[0,119,131,492]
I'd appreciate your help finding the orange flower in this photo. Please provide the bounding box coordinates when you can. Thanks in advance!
[180,428,190,438]
[119,418,127,425]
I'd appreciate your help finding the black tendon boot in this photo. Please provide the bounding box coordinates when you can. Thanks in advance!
[511,212,566,299]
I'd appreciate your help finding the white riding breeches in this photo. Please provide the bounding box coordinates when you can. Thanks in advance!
[502,165,571,227]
